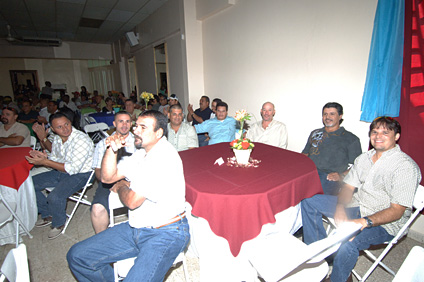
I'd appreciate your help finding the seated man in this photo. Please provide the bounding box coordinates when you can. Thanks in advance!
[67,110,189,281]
[246,102,288,149]
[187,96,213,146]
[302,102,361,195]
[124,99,142,124]
[158,94,170,115]
[26,112,94,239]
[167,104,198,151]
[301,117,421,282]
[91,111,135,233]
[194,101,236,145]
[0,107,30,148]
[17,100,39,124]
[59,94,78,112]
[37,100,58,125]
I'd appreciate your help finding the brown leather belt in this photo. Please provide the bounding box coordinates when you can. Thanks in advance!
[154,212,186,229]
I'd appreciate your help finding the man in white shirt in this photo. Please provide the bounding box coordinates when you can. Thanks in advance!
[246,102,288,149]
[59,94,78,112]
[167,104,198,151]
[67,110,189,281]
[0,107,31,148]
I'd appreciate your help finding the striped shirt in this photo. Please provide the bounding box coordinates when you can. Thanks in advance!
[345,145,421,236]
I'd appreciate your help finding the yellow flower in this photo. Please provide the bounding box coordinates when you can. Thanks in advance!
[140,91,154,101]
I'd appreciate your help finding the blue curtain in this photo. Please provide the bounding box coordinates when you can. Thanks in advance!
[360,0,405,122]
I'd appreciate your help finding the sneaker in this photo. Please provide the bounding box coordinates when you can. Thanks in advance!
[48,225,64,240]
[35,216,52,228]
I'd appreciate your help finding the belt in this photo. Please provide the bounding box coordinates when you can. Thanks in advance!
[154,212,186,229]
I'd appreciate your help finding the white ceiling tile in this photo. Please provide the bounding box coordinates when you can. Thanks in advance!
[82,6,110,20]
[106,9,134,22]
[86,0,117,9]
[114,0,149,12]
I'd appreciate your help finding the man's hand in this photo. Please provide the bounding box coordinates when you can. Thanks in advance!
[110,179,130,193]
[327,172,342,181]
[32,123,48,140]
[37,116,48,124]
[187,104,194,115]
[105,133,127,153]
[25,150,48,166]
[334,204,348,226]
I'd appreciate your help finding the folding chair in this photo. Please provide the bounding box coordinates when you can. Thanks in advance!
[392,246,424,282]
[45,170,95,234]
[0,244,30,282]
[108,194,190,282]
[351,184,424,281]
[0,191,33,248]
[30,136,37,150]
[84,122,109,143]
[246,222,362,282]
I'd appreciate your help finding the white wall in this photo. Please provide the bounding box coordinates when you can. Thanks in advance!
[196,0,378,153]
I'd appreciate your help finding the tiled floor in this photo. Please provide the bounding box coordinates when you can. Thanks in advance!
[1,182,423,282]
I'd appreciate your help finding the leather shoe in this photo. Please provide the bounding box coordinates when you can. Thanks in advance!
[48,225,64,240]
[35,216,52,228]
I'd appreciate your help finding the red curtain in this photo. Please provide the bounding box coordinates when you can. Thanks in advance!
[399,0,424,186]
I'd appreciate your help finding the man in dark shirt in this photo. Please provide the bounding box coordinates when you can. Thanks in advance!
[302,102,362,195]
[187,96,213,147]
[18,100,39,124]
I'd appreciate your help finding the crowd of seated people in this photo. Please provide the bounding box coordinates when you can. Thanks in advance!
[2,87,420,282]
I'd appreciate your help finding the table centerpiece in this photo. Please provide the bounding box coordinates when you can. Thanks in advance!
[140,91,154,111]
[230,110,254,165]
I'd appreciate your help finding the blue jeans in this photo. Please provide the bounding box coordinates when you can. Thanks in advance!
[198,134,209,147]
[301,195,394,282]
[67,218,190,282]
[33,170,92,228]
[318,170,342,195]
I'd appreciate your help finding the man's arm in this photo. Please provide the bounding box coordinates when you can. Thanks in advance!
[25,150,66,172]
[186,124,199,149]
[32,123,52,152]
[334,183,356,225]
[101,135,126,183]
[0,134,24,146]
[110,180,146,210]
[351,203,406,230]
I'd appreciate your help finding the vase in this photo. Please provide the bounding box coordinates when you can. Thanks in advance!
[233,149,252,165]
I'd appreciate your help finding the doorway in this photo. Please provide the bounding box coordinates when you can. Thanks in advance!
[154,43,169,95]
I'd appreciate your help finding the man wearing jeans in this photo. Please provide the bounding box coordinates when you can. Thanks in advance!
[26,112,93,239]
[301,117,421,282]
[67,110,189,281]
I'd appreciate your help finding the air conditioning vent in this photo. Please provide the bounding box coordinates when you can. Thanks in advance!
[10,37,62,47]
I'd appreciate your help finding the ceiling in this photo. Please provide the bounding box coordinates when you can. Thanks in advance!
[0,0,168,44]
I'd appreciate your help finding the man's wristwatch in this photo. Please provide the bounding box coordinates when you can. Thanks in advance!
[42,137,48,143]
[363,216,373,228]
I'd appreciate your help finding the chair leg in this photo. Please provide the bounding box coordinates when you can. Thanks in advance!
[62,186,89,234]
[182,254,190,282]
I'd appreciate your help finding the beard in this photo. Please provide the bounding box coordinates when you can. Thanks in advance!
[134,134,143,149]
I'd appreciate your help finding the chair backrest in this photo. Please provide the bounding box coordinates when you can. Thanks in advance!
[413,185,424,211]
[0,244,30,282]
[392,246,424,282]
[30,136,37,150]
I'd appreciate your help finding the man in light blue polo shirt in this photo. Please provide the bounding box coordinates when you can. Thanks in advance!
[194,101,236,145]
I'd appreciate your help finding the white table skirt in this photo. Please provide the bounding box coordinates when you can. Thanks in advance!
[0,176,37,245]
[186,202,303,282]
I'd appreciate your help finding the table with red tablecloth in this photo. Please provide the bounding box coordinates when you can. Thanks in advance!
[179,142,323,281]
[0,147,37,245]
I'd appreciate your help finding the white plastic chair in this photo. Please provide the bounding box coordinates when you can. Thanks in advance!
[0,244,30,282]
[392,246,424,282]
[84,122,109,143]
[30,136,37,150]
[0,191,33,248]
[45,170,95,234]
[246,222,362,282]
[108,193,190,282]
[352,185,424,281]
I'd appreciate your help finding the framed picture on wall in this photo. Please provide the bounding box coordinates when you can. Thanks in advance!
[9,70,39,97]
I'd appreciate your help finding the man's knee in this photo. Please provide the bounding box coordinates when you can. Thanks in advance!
[91,203,107,217]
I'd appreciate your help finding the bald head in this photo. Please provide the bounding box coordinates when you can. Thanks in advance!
[260,102,275,122]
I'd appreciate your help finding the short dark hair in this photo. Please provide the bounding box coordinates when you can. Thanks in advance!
[49,112,71,124]
[169,104,183,112]
[216,101,228,111]
[48,100,58,107]
[212,98,222,104]
[140,110,168,137]
[369,116,401,136]
[159,94,168,100]
[323,102,343,125]
[125,99,134,104]
[114,111,131,121]
[105,97,112,103]
[201,96,210,104]
[2,107,18,115]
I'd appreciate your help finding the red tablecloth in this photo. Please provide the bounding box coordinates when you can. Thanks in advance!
[0,147,33,190]
[179,143,323,257]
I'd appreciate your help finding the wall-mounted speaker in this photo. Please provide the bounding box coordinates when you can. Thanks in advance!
[126,31,139,47]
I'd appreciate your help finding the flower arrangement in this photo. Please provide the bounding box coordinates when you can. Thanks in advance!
[230,109,254,150]
[140,91,154,109]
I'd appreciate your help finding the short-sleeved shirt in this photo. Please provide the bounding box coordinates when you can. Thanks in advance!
[0,122,31,148]
[117,137,186,228]
[344,145,422,236]
[167,122,199,151]
[49,128,94,175]
[302,127,361,173]
[194,116,236,145]
[18,110,39,122]
[92,132,135,169]
[246,120,288,149]
[192,107,213,126]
